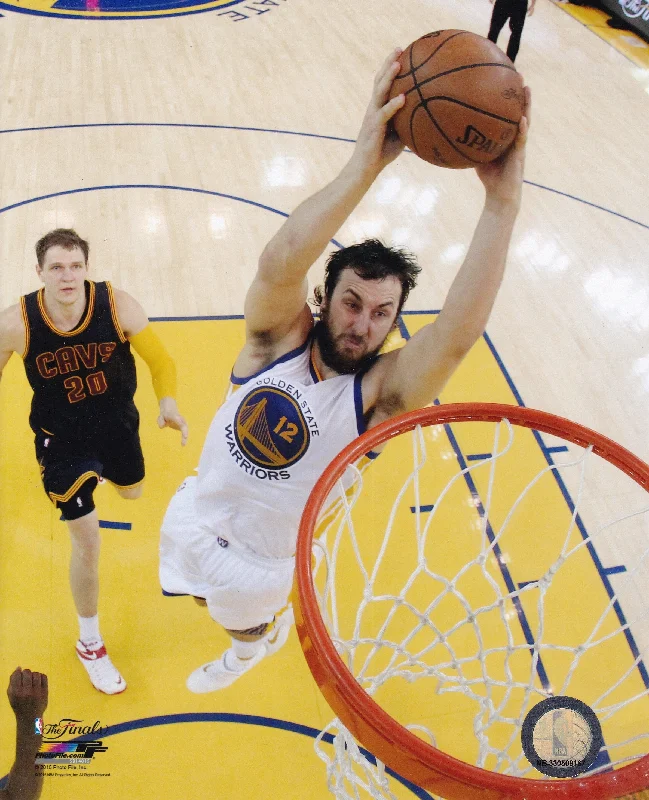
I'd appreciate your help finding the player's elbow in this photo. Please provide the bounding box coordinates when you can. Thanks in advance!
[257,242,287,281]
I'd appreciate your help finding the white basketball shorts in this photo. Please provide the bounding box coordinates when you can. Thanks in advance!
[159,476,295,631]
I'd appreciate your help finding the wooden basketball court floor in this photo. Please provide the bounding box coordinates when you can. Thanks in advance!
[0,0,648,797]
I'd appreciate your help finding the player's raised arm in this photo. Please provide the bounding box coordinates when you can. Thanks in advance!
[0,668,48,800]
[241,50,407,353]
[370,87,531,425]
[113,289,188,445]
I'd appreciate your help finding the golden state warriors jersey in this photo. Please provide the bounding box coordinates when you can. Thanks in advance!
[194,337,370,560]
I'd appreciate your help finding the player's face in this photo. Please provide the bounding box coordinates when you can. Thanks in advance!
[317,269,401,374]
[37,246,88,306]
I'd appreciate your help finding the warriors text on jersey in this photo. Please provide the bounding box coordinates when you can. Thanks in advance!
[21,280,138,441]
[194,337,371,560]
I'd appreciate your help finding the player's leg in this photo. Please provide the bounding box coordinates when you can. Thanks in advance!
[59,482,127,695]
[488,0,511,44]
[35,430,126,694]
[67,507,100,619]
[158,477,294,691]
[506,0,527,61]
[114,481,144,500]
[185,547,295,693]
[101,419,146,502]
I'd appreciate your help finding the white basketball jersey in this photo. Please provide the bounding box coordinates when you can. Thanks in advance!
[195,338,369,559]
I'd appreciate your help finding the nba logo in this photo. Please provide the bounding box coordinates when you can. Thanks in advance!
[34,718,43,735]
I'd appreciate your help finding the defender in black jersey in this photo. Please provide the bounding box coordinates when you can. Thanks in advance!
[0,228,188,696]
[487,0,536,63]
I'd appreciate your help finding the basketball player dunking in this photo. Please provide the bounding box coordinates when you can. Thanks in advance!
[0,229,188,694]
[159,51,531,692]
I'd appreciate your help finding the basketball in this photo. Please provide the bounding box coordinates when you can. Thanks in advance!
[388,30,525,169]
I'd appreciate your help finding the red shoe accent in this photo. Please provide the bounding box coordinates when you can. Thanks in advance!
[76,643,108,661]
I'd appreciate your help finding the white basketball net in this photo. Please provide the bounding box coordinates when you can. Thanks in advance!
[308,417,649,800]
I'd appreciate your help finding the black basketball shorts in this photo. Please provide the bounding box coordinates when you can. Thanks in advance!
[34,425,145,521]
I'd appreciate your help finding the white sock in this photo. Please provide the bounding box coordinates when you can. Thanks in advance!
[78,614,101,646]
[229,638,265,672]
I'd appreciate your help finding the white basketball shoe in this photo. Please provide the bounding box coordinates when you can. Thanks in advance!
[264,606,294,656]
[186,647,266,693]
[186,607,294,693]
[76,640,127,695]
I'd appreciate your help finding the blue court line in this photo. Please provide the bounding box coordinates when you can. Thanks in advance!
[0,1,247,20]
[399,315,647,746]
[398,313,638,697]
[443,398,553,692]
[419,317,648,694]
[152,313,244,321]
[481,330,648,692]
[0,121,356,145]
[603,565,628,575]
[524,180,649,232]
[466,453,492,461]
[0,122,646,230]
[99,520,132,530]
[59,515,132,530]
[410,504,435,513]
[0,184,344,253]
[546,445,569,454]
[0,713,433,799]
[398,318,551,692]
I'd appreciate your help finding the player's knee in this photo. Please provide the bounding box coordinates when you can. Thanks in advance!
[227,621,271,641]
[58,478,97,523]
[116,482,144,500]
[68,523,100,564]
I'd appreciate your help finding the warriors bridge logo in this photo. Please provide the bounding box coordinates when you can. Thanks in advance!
[227,379,319,480]
[234,384,312,471]
[0,0,287,21]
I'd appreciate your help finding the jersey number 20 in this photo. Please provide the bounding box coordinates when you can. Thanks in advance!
[63,371,108,404]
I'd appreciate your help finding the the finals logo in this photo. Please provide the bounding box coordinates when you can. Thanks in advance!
[0,0,252,20]
[35,718,109,776]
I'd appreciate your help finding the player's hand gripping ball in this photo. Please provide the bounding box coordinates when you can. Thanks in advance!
[388,30,525,169]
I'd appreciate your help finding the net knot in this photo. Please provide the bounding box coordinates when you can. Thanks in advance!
[539,573,552,590]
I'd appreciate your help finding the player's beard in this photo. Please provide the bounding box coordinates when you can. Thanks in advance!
[313,308,383,375]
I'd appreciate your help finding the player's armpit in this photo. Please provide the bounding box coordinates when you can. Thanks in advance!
[129,325,177,401]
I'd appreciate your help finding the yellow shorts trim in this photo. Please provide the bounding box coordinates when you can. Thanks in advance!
[48,471,100,504]
[106,478,145,491]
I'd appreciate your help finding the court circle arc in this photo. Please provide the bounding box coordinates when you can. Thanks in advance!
[0,123,645,231]
[0,183,345,258]
[0,0,247,21]
[0,713,435,799]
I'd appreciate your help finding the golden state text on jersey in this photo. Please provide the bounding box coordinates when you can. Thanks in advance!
[228,377,320,480]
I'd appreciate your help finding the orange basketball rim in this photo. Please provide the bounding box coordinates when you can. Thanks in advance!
[294,403,649,800]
